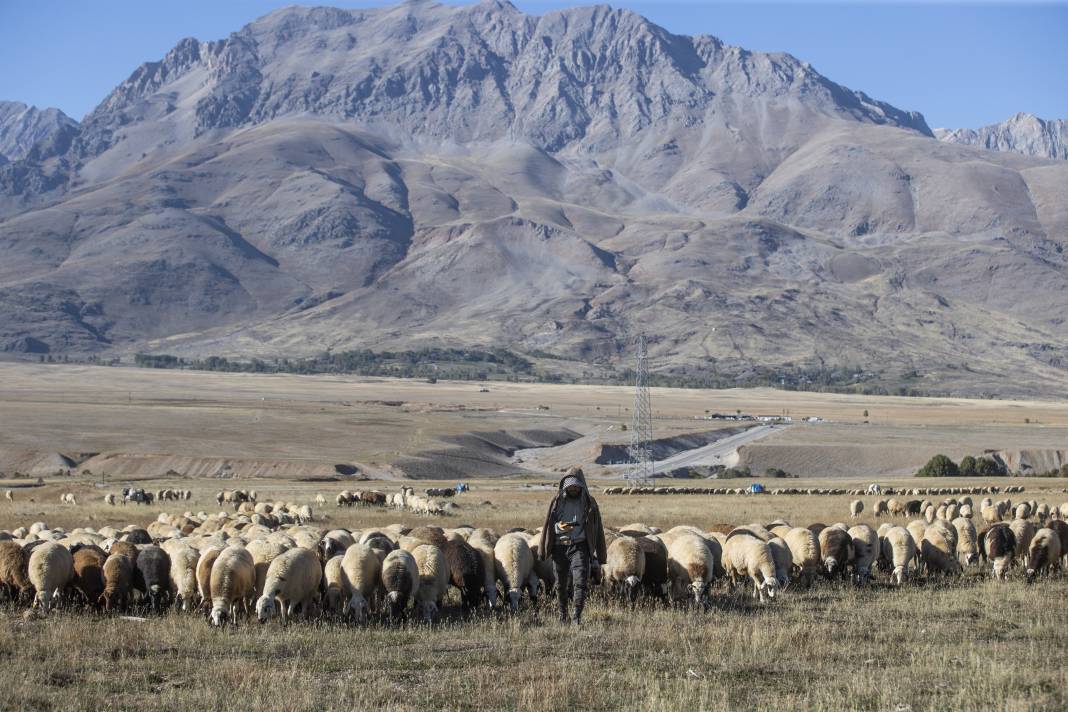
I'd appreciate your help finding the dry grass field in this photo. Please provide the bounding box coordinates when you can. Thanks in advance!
[2,363,1068,710]
[2,479,1068,711]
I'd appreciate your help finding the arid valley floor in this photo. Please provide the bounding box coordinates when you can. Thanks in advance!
[1,362,1067,711]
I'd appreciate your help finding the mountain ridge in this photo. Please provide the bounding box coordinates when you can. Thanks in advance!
[0,1,1066,398]
[935,112,1068,160]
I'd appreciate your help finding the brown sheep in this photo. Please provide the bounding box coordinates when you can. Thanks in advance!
[71,547,106,606]
[0,540,33,603]
[98,553,134,611]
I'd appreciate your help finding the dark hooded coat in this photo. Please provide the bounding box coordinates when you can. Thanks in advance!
[538,469,607,562]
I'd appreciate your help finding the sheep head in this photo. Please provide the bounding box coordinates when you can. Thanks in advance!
[255,595,276,623]
[624,575,640,603]
[346,592,369,624]
[892,565,907,586]
[507,588,521,613]
[209,606,229,627]
[761,578,779,600]
[689,581,705,605]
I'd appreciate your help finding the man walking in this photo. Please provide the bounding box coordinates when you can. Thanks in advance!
[538,467,607,625]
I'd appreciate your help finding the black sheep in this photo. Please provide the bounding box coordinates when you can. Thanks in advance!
[135,545,172,612]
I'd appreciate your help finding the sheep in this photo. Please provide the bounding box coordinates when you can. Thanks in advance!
[28,541,73,612]
[103,493,116,506]
[604,536,646,603]
[923,506,936,525]
[525,531,555,596]
[723,535,779,603]
[818,527,853,580]
[979,523,1017,580]
[196,547,224,610]
[0,541,33,603]
[849,500,864,518]
[959,504,973,519]
[165,544,199,611]
[767,537,793,589]
[1015,503,1032,521]
[321,530,356,561]
[1025,528,1062,583]
[921,526,962,576]
[882,527,916,585]
[783,527,820,586]
[636,535,670,600]
[1010,518,1037,562]
[322,556,347,615]
[873,499,888,518]
[1049,521,1068,568]
[381,549,420,620]
[339,543,381,623]
[71,547,106,606]
[981,505,1001,526]
[1035,503,1050,524]
[494,533,535,612]
[951,517,980,567]
[256,547,322,623]
[3,489,12,502]
[667,533,716,604]
[210,546,256,626]
[135,546,172,612]
[245,539,288,598]
[887,498,906,517]
[847,525,878,585]
[98,552,134,611]
[442,538,484,610]
[412,544,449,622]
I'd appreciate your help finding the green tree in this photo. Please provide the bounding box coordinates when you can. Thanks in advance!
[958,455,978,477]
[917,454,960,478]
[974,457,1006,477]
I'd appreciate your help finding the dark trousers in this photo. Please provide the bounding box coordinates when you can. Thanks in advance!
[552,542,590,619]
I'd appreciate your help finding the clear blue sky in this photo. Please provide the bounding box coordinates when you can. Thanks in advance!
[1,1,1066,129]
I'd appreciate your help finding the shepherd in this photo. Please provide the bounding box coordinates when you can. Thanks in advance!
[538,466,607,625]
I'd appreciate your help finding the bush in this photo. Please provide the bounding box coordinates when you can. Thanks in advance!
[958,456,977,477]
[917,454,960,478]
[765,467,792,478]
[975,457,1007,477]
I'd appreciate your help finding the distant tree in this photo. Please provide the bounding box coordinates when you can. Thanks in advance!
[1062,463,1068,478]
[958,455,978,477]
[974,457,1007,477]
[917,454,959,478]
[863,409,869,418]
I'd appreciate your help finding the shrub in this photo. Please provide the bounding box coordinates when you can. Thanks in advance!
[974,457,1007,477]
[958,456,977,477]
[917,454,960,478]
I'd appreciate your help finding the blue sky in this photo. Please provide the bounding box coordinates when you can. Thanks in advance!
[1,1,1065,129]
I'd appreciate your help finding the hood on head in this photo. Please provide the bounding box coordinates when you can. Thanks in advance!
[557,467,588,494]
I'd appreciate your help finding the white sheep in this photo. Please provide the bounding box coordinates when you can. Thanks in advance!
[882,526,916,585]
[340,543,381,623]
[849,500,864,518]
[209,546,255,626]
[163,542,199,611]
[412,544,449,622]
[767,537,793,588]
[28,541,74,612]
[245,539,288,597]
[783,527,820,586]
[847,525,878,585]
[723,535,778,603]
[1025,528,1062,582]
[1010,519,1036,560]
[921,526,961,576]
[256,547,322,623]
[494,532,535,612]
[468,528,499,609]
[604,536,646,602]
[668,533,716,604]
[951,517,979,566]
[381,549,420,620]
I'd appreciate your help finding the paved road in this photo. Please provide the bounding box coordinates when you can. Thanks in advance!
[607,424,786,475]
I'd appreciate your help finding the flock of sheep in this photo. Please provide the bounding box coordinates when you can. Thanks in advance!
[1,488,1067,627]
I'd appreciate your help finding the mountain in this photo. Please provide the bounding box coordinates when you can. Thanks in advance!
[0,101,79,162]
[1,1,1067,397]
[935,113,1068,160]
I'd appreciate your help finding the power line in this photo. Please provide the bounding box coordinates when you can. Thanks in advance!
[626,334,654,486]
